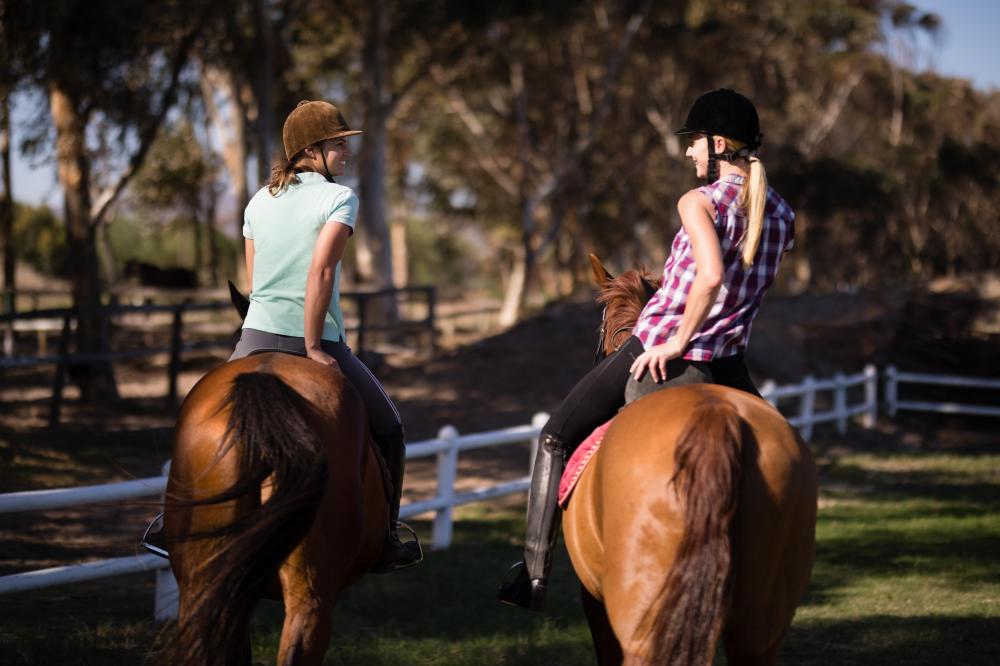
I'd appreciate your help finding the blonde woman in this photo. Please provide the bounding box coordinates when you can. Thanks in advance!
[500,89,795,610]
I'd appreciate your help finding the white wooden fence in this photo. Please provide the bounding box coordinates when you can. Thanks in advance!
[760,365,879,441]
[884,365,1000,418]
[1,363,994,621]
[0,414,550,620]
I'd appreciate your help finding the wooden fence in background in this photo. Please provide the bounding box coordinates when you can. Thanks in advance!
[1,286,437,425]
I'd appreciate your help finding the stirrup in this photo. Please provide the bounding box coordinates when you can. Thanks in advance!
[141,513,169,559]
[498,561,546,611]
[371,521,423,574]
[498,561,530,607]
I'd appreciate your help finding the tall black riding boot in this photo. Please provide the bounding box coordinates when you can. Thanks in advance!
[372,426,423,574]
[498,433,566,610]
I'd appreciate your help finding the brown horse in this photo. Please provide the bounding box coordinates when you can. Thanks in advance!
[154,351,388,665]
[560,256,817,665]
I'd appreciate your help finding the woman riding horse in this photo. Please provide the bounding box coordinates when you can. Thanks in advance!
[231,100,420,572]
[499,88,796,610]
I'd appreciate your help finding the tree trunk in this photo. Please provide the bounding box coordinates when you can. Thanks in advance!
[356,0,398,329]
[357,0,394,287]
[498,199,536,327]
[0,90,13,310]
[201,64,249,253]
[205,183,220,287]
[50,85,118,403]
[251,0,277,185]
[191,205,203,281]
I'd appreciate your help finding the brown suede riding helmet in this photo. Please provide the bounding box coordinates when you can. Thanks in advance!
[281,100,363,160]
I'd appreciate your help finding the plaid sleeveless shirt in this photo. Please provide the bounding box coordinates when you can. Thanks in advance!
[633,175,795,361]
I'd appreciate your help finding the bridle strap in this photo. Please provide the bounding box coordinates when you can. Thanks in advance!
[608,326,633,352]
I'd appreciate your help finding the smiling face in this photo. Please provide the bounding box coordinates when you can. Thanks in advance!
[306,137,352,177]
[683,133,731,179]
[684,133,709,179]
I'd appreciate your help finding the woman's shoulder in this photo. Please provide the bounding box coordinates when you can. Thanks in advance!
[318,181,357,203]
[678,186,716,214]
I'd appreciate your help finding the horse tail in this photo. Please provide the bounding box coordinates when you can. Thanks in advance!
[644,397,744,666]
[162,372,328,666]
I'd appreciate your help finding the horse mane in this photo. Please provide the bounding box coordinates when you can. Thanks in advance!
[596,269,659,353]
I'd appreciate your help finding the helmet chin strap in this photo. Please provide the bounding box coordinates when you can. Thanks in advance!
[706,134,719,182]
[319,149,335,183]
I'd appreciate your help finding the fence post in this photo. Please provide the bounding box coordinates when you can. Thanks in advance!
[432,425,459,550]
[166,304,184,410]
[885,365,898,417]
[834,373,848,434]
[153,460,178,622]
[355,294,368,354]
[48,313,73,428]
[530,412,549,475]
[760,380,777,407]
[425,286,437,353]
[863,364,878,427]
[800,375,815,441]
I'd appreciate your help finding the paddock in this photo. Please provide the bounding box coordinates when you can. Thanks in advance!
[1,292,997,665]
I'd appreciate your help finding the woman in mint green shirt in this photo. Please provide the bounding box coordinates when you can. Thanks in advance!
[232,100,420,573]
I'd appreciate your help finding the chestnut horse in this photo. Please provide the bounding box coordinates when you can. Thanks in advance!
[560,256,817,665]
[154,352,387,665]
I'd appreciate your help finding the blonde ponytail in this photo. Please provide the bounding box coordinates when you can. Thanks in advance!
[740,156,767,269]
[722,138,768,269]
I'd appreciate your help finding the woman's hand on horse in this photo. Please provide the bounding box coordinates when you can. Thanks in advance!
[630,340,683,382]
[306,346,338,368]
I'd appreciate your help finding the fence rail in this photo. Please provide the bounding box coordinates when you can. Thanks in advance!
[760,365,878,441]
[1,287,438,424]
[1,364,995,620]
[884,365,1000,418]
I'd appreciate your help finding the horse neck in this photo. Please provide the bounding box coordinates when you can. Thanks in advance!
[601,271,656,346]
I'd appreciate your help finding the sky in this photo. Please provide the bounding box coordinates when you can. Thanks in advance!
[6,0,1000,209]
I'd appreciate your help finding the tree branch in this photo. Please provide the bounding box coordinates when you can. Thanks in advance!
[89,12,206,226]
[430,63,520,198]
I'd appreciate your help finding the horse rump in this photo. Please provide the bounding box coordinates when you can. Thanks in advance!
[154,371,328,666]
[640,397,745,666]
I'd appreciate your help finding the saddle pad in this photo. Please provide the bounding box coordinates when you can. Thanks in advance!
[558,419,613,508]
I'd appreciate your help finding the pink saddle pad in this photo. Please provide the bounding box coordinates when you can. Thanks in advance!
[558,419,613,507]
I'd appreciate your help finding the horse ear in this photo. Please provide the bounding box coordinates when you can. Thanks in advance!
[588,253,615,286]
[228,280,250,321]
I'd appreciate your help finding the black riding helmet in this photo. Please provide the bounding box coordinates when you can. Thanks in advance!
[675,88,762,182]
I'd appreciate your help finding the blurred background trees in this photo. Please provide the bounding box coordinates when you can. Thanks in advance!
[2,0,998,339]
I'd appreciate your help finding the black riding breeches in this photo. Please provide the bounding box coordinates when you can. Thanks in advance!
[540,336,760,456]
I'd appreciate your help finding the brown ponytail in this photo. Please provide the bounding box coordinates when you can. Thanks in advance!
[267,152,312,196]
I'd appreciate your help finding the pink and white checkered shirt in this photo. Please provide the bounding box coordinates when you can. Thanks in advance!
[633,175,795,361]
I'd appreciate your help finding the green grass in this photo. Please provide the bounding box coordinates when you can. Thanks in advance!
[782,449,1000,665]
[1,444,998,665]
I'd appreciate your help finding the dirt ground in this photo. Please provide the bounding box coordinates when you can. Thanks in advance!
[2,276,999,577]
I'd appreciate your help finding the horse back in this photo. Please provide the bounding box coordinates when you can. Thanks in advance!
[563,383,817,657]
[166,352,385,597]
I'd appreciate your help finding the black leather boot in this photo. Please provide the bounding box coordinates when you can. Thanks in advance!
[372,426,423,574]
[498,433,566,610]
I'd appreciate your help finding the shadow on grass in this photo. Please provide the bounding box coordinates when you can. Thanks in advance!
[783,614,1000,666]
[802,446,1000,605]
[244,515,597,664]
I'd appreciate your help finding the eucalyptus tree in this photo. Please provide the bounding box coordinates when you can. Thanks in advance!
[129,120,220,284]
[1,0,16,306]
[423,0,652,325]
[5,0,212,401]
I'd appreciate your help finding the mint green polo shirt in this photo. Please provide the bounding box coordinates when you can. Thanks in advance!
[242,172,359,341]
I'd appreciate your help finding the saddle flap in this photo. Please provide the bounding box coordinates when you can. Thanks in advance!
[558,419,613,508]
